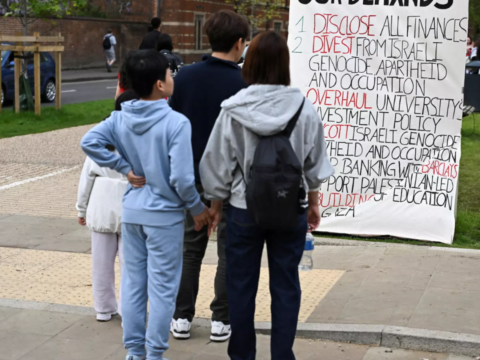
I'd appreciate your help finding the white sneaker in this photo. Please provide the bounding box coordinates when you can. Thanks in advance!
[170,318,191,339]
[210,321,231,342]
[125,356,145,360]
[96,311,117,322]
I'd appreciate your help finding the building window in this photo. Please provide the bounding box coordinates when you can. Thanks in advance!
[194,14,205,50]
[274,21,282,34]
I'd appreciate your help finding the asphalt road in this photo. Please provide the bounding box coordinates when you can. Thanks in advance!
[59,79,117,105]
[3,79,117,108]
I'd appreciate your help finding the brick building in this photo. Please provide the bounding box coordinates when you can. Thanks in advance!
[0,1,290,68]
[161,0,291,63]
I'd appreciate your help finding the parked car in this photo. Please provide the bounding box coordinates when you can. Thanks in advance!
[1,47,56,106]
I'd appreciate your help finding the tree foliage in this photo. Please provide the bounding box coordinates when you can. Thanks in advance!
[225,0,285,38]
[0,0,86,34]
[470,0,480,38]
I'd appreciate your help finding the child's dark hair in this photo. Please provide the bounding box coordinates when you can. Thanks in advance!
[115,89,139,111]
[126,50,170,98]
[157,33,173,52]
[118,50,137,91]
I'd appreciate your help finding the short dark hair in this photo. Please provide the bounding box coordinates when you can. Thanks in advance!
[157,33,173,52]
[205,10,249,53]
[115,89,139,111]
[107,29,112,34]
[126,50,170,98]
[242,31,290,86]
[151,17,161,29]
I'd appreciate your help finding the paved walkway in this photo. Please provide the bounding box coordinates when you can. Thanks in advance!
[1,214,480,337]
[0,306,467,360]
[0,245,343,322]
[2,121,480,358]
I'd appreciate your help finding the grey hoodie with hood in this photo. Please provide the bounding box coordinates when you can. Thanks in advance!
[199,85,334,209]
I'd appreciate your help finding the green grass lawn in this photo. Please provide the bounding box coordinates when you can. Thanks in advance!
[0,100,114,139]
[1,101,479,248]
[318,115,480,249]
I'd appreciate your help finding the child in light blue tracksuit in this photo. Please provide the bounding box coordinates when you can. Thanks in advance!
[81,50,211,360]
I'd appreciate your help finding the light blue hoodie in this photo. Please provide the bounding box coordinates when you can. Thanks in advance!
[81,99,204,227]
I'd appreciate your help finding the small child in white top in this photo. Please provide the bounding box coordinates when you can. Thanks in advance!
[76,92,140,322]
[76,152,127,321]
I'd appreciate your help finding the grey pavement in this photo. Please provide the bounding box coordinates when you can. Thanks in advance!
[2,214,480,340]
[0,306,468,360]
[0,215,91,253]
[0,124,93,166]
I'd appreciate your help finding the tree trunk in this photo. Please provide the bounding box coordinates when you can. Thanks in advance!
[250,1,255,40]
[23,0,27,35]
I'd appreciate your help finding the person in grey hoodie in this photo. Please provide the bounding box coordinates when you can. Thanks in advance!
[199,31,334,360]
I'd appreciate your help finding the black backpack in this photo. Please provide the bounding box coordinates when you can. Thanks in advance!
[103,35,112,50]
[160,50,182,74]
[245,99,305,230]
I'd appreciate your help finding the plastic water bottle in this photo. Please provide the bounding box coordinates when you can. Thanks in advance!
[299,233,314,271]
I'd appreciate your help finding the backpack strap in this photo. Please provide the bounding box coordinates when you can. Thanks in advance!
[282,98,305,138]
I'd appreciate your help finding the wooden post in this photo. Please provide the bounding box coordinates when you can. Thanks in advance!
[0,32,2,114]
[14,33,21,114]
[33,32,41,115]
[55,33,62,110]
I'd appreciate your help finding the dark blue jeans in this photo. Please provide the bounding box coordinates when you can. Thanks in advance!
[226,206,308,360]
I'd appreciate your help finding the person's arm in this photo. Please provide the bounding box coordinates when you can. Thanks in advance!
[303,111,335,192]
[80,116,132,176]
[208,200,223,237]
[110,35,117,46]
[304,108,334,231]
[200,110,237,201]
[76,158,96,225]
[307,191,320,231]
[168,118,205,216]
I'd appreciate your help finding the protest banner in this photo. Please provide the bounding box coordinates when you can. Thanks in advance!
[288,0,468,244]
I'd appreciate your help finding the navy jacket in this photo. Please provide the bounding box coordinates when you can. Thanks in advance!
[170,55,247,183]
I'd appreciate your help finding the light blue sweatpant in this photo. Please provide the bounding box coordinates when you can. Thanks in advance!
[121,221,184,360]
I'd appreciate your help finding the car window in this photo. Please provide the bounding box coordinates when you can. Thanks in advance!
[25,52,34,66]
[40,53,49,63]
[1,50,7,62]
